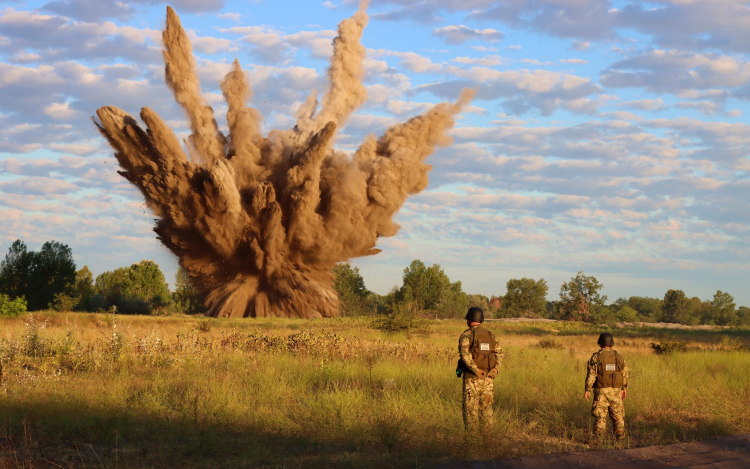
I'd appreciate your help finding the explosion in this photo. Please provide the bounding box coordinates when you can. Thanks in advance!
[94,2,473,318]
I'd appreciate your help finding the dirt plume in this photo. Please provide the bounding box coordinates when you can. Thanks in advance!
[94,3,473,318]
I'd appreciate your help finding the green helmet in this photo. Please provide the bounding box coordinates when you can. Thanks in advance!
[465,307,484,323]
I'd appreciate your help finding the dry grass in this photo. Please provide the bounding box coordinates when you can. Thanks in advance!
[0,312,749,468]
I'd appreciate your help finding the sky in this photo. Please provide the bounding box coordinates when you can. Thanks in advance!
[0,0,748,306]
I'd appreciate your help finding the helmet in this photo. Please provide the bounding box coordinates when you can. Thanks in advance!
[597,332,614,348]
[465,307,484,324]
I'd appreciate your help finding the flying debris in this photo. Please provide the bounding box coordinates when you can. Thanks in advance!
[94,2,473,318]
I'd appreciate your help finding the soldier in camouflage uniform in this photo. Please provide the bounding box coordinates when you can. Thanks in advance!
[584,332,629,442]
[458,307,503,438]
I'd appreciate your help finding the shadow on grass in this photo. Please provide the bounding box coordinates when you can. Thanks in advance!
[0,403,441,469]
[2,399,745,469]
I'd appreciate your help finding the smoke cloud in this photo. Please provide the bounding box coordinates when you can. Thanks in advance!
[94,3,474,318]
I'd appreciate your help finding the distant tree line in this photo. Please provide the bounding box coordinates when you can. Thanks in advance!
[0,239,204,316]
[1,239,747,325]
[332,263,750,326]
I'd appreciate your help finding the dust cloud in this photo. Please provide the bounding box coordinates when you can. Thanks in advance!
[94,3,474,318]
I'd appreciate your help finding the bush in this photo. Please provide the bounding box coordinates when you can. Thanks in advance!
[650,339,689,354]
[537,338,563,349]
[88,293,106,312]
[50,292,78,312]
[0,294,27,317]
[614,305,638,323]
[118,297,151,315]
[372,313,423,333]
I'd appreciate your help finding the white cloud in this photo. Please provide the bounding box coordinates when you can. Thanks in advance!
[432,25,504,45]
[572,41,590,51]
[561,58,588,64]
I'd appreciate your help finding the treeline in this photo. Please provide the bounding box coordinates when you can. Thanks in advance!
[1,239,748,326]
[333,262,750,327]
[0,240,204,316]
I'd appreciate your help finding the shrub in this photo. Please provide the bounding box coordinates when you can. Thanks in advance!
[0,294,27,317]
[372,313,423,333]
[50,292,78,312]
[537,338,563,349]
[197,319,212,333]
[650,339,689,354]
[719,335,744,351]
[118,297,151,315]
[88,293,106,312]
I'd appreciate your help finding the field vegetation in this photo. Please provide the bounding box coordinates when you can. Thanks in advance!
[1,312,749,468]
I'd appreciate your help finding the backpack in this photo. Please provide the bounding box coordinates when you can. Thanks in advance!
[456,326,497,378]
[594,349,625,388]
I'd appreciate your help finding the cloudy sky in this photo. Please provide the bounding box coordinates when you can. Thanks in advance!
[0,0,748,306]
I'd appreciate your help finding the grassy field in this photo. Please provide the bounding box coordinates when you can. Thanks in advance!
[1,312,749,468]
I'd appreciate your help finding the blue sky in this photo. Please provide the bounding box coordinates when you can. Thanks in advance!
[0,0,748,306]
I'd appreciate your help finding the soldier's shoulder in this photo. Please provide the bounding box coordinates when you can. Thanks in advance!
[459,329,473,340]
[589,351,602,362]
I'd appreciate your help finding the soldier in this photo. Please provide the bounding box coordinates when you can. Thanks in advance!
[584,332,629,443]
[458,307,503,439]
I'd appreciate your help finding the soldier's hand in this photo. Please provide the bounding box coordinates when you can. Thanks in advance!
[475,370,487,379]
[488,369,498,379]
[584,391,590,401]
[621,389,627,400]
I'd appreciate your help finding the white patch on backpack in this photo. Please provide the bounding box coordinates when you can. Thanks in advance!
[606,364,616,371]
[480,343,490,351]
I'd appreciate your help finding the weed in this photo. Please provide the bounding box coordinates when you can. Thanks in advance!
[650,339,690,354]
[537,338,563,349]
[22,315,48,358]
[197,319,211,333]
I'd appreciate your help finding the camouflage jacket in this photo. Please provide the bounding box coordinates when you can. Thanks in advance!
[458,325,504,375]
[585,348,629,392]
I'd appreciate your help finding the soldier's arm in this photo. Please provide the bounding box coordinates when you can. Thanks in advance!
[584,355,598,392]
[491,341,504,371]
[458,333,479,374]
[621,360,629,389]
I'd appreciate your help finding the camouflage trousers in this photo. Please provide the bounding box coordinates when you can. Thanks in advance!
[462,376,494,436]
[591,387,625,437]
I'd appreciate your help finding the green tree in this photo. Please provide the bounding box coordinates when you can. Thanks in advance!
[0,240,76,311]
[0,294,27,317]
[94,260,171,314]
[737,306,750,326]
[95,268,128,305]
[122,260,170,306]
[0,240,33,301]
[614,305,638,323]
[558,271,607,322]
[661,289,691,324]
[467,294,490,312]
[502,278,549,318]
[397,260,467,318]
[29,241,77,310]
[708,290,737,326]
[74,266,95,310]
[173,267,206,315]
[332,262,372,316]
[621,296,661,322]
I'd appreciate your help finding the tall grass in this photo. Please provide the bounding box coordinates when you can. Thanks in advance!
[0,312,748,468]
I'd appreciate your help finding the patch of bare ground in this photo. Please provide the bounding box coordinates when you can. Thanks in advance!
[437,433,750,468]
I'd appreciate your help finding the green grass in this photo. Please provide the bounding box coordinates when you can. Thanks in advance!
[1,312,749,468]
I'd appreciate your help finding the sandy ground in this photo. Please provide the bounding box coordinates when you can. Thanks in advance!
[437,433,750,468]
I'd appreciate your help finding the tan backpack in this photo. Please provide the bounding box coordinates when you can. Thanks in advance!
[594,349,625,388]
[458,326,497,378]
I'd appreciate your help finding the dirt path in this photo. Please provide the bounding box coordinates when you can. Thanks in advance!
[437,434,750,468]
